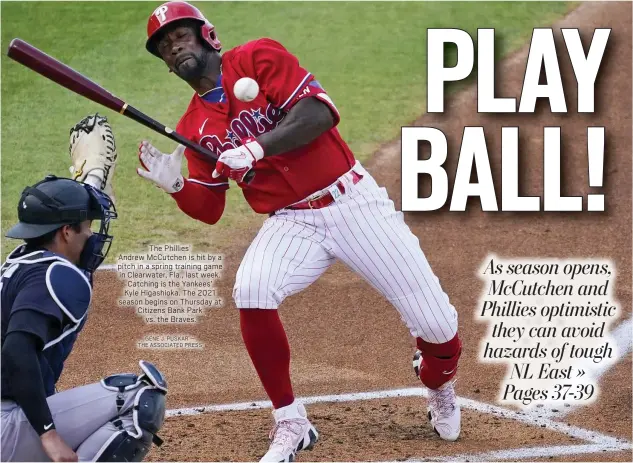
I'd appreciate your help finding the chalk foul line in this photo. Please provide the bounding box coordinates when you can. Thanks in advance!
[416,443,632,462]
[524,316,632,419]
[99,264,117,271]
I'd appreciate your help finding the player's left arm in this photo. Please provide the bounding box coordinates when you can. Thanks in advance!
[253,38,341,157]
[2,313,60,434]
[257,96,335,157]
[213,39,341,181]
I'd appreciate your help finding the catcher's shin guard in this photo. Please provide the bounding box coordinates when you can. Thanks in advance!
[95,429,153,462]
[69,113,118,204]
[97,360,167,460]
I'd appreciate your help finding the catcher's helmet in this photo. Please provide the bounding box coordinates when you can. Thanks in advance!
[6,175,117,272]
[146,1,222,58]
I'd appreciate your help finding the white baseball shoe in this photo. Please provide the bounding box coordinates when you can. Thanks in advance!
[427,379,461,441]
[259,401,319,462]
[413,350,461,441]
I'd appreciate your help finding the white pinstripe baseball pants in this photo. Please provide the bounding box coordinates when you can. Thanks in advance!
[233,162,458,343]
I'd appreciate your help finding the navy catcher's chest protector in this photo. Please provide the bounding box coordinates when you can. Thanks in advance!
[1,246,92,395]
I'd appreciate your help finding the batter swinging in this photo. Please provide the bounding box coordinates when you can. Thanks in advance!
[137,2,462,461]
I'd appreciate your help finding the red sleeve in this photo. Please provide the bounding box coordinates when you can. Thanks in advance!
[289,79,341,126]
[175,109,231,190]
[250,38,340,125]
[171,179,226,225]
[170,111,229,224]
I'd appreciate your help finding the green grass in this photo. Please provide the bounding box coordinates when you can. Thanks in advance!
[1,1,573,260]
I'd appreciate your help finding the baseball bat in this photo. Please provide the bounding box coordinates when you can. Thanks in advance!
[6,38,255,183]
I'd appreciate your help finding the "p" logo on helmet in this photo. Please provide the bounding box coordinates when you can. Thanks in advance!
[154,5,169,23]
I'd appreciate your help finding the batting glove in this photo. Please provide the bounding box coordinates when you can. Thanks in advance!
[137,141,185,194]
[212,137,264,182]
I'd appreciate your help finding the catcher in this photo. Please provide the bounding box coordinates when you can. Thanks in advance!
[1,115,167,462]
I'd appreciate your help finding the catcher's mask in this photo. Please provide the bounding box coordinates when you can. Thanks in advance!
[6,175,117,273]
[145,1,222,58]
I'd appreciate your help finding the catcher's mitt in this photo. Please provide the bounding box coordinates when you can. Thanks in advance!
[69,113,118,204]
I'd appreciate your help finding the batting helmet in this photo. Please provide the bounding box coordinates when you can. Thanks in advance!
[146,1,222,58]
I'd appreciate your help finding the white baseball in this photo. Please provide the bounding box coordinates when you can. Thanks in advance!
[233,77,259,102]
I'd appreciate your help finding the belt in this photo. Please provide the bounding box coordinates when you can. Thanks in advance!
[286,170,363,210]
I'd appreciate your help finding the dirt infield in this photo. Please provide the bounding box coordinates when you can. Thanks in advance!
[58,2,631,461]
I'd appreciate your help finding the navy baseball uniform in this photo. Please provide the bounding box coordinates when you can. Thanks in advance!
[1,247,92,399]
[1,173,167,462]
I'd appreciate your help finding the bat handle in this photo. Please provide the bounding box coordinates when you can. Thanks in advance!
[243,170,256,183]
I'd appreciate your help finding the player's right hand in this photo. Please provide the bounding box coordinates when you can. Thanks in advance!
[137,141,185,194]
[41,430,78,462]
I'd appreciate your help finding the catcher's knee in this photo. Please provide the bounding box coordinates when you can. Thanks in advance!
[98,360,167,461]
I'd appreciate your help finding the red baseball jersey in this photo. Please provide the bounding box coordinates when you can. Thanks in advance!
[171,38,356,220]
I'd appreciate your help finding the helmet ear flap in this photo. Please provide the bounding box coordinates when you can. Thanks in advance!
[200,21,221,51]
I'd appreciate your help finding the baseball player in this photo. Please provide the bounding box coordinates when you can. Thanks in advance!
[138,2,462,461]
[1,116,167,462]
